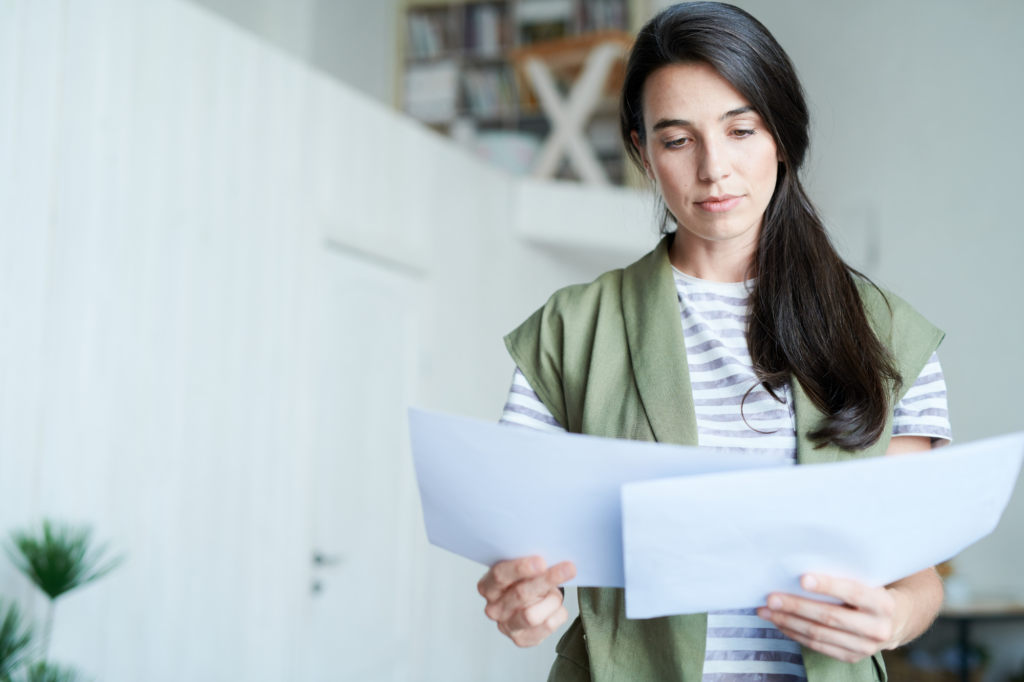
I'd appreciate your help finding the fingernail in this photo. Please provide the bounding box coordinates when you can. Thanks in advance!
[532,558,544,573]
[768,596,782,610]
[759,608,772,619]
[802,575,818,590]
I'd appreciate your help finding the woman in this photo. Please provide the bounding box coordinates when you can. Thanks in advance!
[480,3,950,681]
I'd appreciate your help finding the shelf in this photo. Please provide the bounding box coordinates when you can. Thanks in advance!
[405,53,511,65]
[402,0,637,185]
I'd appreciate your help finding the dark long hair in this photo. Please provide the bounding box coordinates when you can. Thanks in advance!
[620,2,901,450]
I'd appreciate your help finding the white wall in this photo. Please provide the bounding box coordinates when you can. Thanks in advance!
[649,0,1024,676]
[0,0,656,680]
[186,0,400,105]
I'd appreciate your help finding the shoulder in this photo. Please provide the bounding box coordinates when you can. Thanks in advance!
[856,280,920,329]
[512,236,671,344]
[506,268,625,350]
[503,267,628,430]
[854,279,940,342]
[544,268,625,319]
[855,279,945,398]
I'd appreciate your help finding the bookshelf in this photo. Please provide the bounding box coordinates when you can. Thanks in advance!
[401,0,648,184]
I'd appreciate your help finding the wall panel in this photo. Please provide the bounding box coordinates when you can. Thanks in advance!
[0,0,657,679]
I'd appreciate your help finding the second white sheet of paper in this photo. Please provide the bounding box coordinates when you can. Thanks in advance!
[621,432,1024,619]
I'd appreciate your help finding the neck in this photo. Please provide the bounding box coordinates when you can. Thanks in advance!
[668,223,759,283]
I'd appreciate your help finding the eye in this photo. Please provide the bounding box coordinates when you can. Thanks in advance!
[664,137,690,149]
[733,129,755,138]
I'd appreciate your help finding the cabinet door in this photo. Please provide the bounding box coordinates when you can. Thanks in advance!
[299,248,420,681]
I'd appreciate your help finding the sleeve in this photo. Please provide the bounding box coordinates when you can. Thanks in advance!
[498,367,567,433]
[892,351,952,446]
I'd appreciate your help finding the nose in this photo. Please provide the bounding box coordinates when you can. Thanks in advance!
[698,138,731,183]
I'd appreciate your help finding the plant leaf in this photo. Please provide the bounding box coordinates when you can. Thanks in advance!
[20,662,89,682]
[6,520,123,602]
[0,600,33,682]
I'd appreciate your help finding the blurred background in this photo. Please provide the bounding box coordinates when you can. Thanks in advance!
[0,0,1021,680]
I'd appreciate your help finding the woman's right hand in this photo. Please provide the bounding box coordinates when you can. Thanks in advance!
[477,556,576,647]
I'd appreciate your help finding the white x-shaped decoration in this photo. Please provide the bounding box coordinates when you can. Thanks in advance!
[526,42,623,185]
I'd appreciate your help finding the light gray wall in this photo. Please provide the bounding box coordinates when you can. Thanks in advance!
[187,0,398,105]
[650,0,1023,676]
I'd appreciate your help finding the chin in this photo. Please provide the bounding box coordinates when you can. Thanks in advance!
[680,215,757,242]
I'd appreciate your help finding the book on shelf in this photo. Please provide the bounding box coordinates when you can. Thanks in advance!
[516,0,574,44]
[407,12,449,60]
[516,0,576,24]
[462,66,518,119]
[581,0,628,32]
[405,60,460,123]
[465,4,504,57]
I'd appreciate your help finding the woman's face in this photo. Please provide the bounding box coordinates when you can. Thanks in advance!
[632,62,780,247]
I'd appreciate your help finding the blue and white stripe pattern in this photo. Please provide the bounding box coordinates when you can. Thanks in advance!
[500,268,951,681]
[678,272,799,461]
[892,353,951,443]
[499,369,566,434]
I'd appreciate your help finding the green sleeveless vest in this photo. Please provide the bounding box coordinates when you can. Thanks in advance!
[504,237,944,682]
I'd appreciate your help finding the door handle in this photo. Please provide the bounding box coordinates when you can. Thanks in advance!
[310,551,345,595]
[312,551,344,567]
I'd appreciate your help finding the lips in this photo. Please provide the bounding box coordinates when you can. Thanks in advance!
[696,195,743,213]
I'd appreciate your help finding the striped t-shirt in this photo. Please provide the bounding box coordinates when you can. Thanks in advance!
[500,268,951,682]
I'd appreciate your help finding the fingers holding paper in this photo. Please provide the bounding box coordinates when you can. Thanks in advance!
[478,556,576,647]
[757,574,901,663]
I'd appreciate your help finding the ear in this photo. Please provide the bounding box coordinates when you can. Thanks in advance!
[630,130,655,180]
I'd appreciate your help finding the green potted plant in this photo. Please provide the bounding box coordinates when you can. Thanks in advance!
[6,521,120,662]
[4,520,121,681]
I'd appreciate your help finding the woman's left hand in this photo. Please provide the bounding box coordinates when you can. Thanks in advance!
[757,574,908,663]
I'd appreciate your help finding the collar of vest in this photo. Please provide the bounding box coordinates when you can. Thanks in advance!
[621,235,700,448]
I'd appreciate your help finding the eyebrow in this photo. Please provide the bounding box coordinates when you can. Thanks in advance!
[651,106,755,131]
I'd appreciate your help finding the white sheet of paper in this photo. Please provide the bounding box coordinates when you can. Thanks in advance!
[409,408,791,586]
[621,432,1024,618]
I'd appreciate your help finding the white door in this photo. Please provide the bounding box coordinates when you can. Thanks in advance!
[299,247,421,681]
